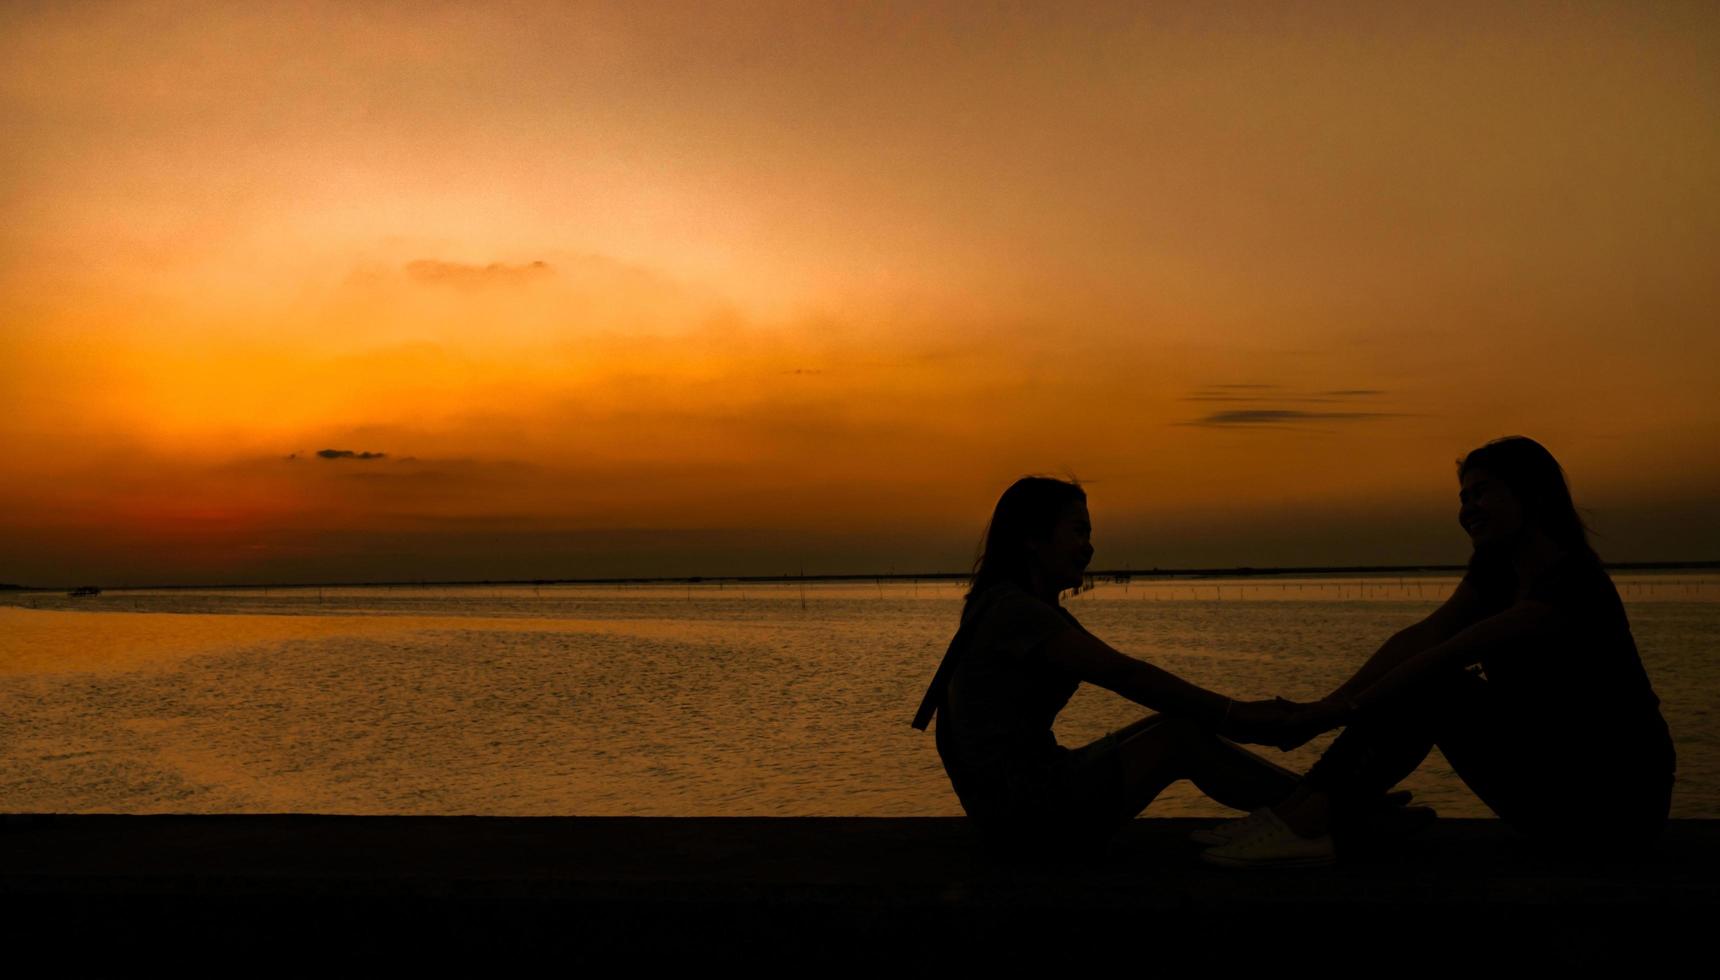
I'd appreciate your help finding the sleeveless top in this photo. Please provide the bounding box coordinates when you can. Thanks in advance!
[1462,553,1673,774]
[923,583,1086,816]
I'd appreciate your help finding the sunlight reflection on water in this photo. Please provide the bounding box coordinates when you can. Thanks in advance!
[2,574,1714,817]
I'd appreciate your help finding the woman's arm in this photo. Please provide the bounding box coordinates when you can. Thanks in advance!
[1325,579,1488,701]
[1037,628,1234,729]
[1268,595,1558,749]
[1348,598,1556,712]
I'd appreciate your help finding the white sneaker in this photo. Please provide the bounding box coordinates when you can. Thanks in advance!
[1188,808,1273,846]
[1199,809,1336,869]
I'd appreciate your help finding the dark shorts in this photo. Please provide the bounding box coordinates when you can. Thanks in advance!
[954,734,1128,861]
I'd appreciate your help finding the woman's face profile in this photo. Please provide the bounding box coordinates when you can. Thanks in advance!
[1032,500,1094,590]
[1458,467,1524,549]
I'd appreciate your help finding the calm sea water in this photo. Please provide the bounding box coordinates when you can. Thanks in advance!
[2,574,1715,817]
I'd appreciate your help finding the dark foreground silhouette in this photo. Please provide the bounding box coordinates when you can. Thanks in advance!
[2,813,1714,968]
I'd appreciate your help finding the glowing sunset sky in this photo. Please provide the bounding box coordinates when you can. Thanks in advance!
[2,2,1716,585]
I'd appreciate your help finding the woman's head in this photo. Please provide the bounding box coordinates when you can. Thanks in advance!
[968,477,1092,604]
[1457,436,1594,559]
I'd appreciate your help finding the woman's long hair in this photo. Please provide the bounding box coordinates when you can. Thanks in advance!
[1459,436,1598,565]
[965,476,1086,612]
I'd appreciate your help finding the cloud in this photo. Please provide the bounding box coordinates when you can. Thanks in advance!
[316,449,387,460]
[1321,389,1385,397]
[404,259,553,287]
[1183,410,1403,427]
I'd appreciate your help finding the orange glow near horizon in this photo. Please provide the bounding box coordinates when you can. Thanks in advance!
[2,2,1717,584]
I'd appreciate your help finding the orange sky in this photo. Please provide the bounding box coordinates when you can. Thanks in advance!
[2,2,1717,585]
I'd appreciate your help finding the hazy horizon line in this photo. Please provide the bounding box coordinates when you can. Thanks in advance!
[8,560,1719,594]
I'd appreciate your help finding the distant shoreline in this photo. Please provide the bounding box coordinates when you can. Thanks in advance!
[5,559,1717,594]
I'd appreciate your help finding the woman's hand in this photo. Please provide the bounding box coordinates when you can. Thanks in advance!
[1225,697,1353,749]
[1267,698,1354,750]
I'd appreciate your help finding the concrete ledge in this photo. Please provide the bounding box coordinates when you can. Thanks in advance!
[4,815,1715,968]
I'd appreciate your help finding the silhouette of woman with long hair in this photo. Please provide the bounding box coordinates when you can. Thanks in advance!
[913,476,1300,860]
[1199,437,1676,867]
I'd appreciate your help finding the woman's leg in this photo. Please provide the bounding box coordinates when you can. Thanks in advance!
[1435,703,1673,850]
[1420,680,1529,821]
[1276,668,1488,836]
[1110,714,1300,816]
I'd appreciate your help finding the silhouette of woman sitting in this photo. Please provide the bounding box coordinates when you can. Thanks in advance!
[913,476,1299,860]
[1198,437,1676,867]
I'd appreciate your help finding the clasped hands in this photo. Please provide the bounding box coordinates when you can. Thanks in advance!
[1224,696,1351,750]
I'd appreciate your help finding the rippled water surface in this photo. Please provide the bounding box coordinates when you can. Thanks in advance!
[2,574,1714,817]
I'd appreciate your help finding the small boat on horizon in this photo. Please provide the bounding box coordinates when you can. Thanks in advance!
[67,586,101,598]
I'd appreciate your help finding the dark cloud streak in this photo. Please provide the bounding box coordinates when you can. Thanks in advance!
[1183,410,1403,427]
[1182,385,1398,423]
[1185,394,1374,403]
